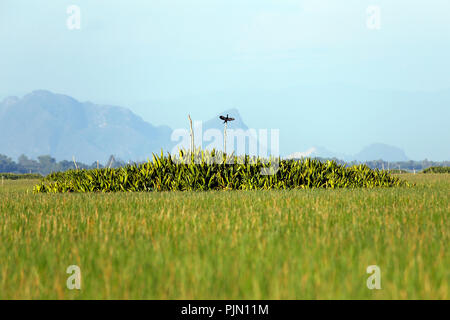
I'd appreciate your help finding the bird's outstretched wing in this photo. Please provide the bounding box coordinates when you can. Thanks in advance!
[228,117,235,121]
[219,116,227,121]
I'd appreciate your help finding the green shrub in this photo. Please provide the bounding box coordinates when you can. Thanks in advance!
[422,167,450,173]
[422,167,450,174]
[33,150,411,193]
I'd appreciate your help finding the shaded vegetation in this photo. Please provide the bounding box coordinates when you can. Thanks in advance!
[0,154,126,175]
[1,153,448,175]
[422,166,450,174]
[0,173,42,180]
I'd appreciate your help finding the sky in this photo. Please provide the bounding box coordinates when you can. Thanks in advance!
[1,0,449,160]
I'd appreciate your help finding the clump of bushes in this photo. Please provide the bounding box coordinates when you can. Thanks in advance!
[422,166,450,174]
[33,150,411,193]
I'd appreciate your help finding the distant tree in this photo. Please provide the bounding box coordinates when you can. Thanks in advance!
[0,154,20,173]
[18,154,39,173]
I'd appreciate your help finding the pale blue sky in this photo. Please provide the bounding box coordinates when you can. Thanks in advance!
[1,0,449,160]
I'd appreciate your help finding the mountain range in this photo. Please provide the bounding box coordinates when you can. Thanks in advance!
[0,90,175,163]
[1,90,412,163]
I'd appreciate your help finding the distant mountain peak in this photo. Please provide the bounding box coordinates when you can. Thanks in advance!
[25,90,59,99]
[354,143,408,162]
[219,108,240,116]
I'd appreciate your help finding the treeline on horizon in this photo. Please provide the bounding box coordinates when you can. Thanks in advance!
[0,153,449,176]
[0,154,127,175]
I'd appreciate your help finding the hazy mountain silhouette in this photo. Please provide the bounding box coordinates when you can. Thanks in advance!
[0,90,172,163]
[353,143,409,162]
[0,90,414,163]
[0,91,259,162]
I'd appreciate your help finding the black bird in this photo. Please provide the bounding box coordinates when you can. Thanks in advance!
[219,114,235,124]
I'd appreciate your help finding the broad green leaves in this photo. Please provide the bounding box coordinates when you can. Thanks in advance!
[34,151,411,193]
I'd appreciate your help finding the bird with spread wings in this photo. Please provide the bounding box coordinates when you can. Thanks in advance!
[219,114,235,124]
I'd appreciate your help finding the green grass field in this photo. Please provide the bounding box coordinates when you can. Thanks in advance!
[0,174,448,299]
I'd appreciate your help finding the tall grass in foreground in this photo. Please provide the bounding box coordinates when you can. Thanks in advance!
[0,174,448,299]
